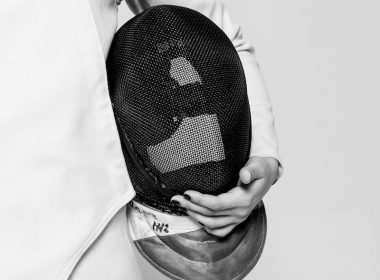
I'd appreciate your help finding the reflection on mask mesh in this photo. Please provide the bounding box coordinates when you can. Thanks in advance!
[147,114,225,173]
[170,57,202,86]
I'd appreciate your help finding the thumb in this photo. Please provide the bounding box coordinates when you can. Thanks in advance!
[239,158,264,184]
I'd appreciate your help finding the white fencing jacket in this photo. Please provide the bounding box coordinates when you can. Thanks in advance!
[0,0,281,279]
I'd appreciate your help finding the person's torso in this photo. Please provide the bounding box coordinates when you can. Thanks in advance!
[0,0,134,279]
[88,0,119,58]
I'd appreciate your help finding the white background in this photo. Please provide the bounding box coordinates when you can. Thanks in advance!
[118,1,380,279]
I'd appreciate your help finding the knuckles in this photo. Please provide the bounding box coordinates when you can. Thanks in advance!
[235,209,249,220]
[207,202,223,211]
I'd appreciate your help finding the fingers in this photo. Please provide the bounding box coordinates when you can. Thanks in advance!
[239,157,267,184]
[171,195,228,216]
[246,177,272,202]
[171,183,263,214]
[180,188,250,211]
[186,209,242,229]
[171,189,255,223]
[204,224,238,238]
[171,177,270,217]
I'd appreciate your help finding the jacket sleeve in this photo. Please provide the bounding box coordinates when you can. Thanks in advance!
[125,0,283,178]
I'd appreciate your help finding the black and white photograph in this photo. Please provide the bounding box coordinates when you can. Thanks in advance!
[0,0,379,279]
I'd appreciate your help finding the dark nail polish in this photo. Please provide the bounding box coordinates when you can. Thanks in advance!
[171,200,180,206]
[183,194,191,201]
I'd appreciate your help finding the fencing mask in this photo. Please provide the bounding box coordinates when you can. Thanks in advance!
[107,5,266,280]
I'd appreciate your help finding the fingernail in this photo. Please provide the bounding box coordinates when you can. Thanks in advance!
[170,200,180,206]
[240,169,250,183]
[183,193,191,201]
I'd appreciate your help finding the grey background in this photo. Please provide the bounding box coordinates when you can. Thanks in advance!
[118,1,380,279]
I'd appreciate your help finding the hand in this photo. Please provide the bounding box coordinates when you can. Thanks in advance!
[171,156,279,237]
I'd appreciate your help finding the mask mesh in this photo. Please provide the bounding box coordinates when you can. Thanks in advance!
[107,5,251,214]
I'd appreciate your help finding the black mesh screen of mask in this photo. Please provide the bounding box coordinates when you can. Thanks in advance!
[106,5,251,215]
